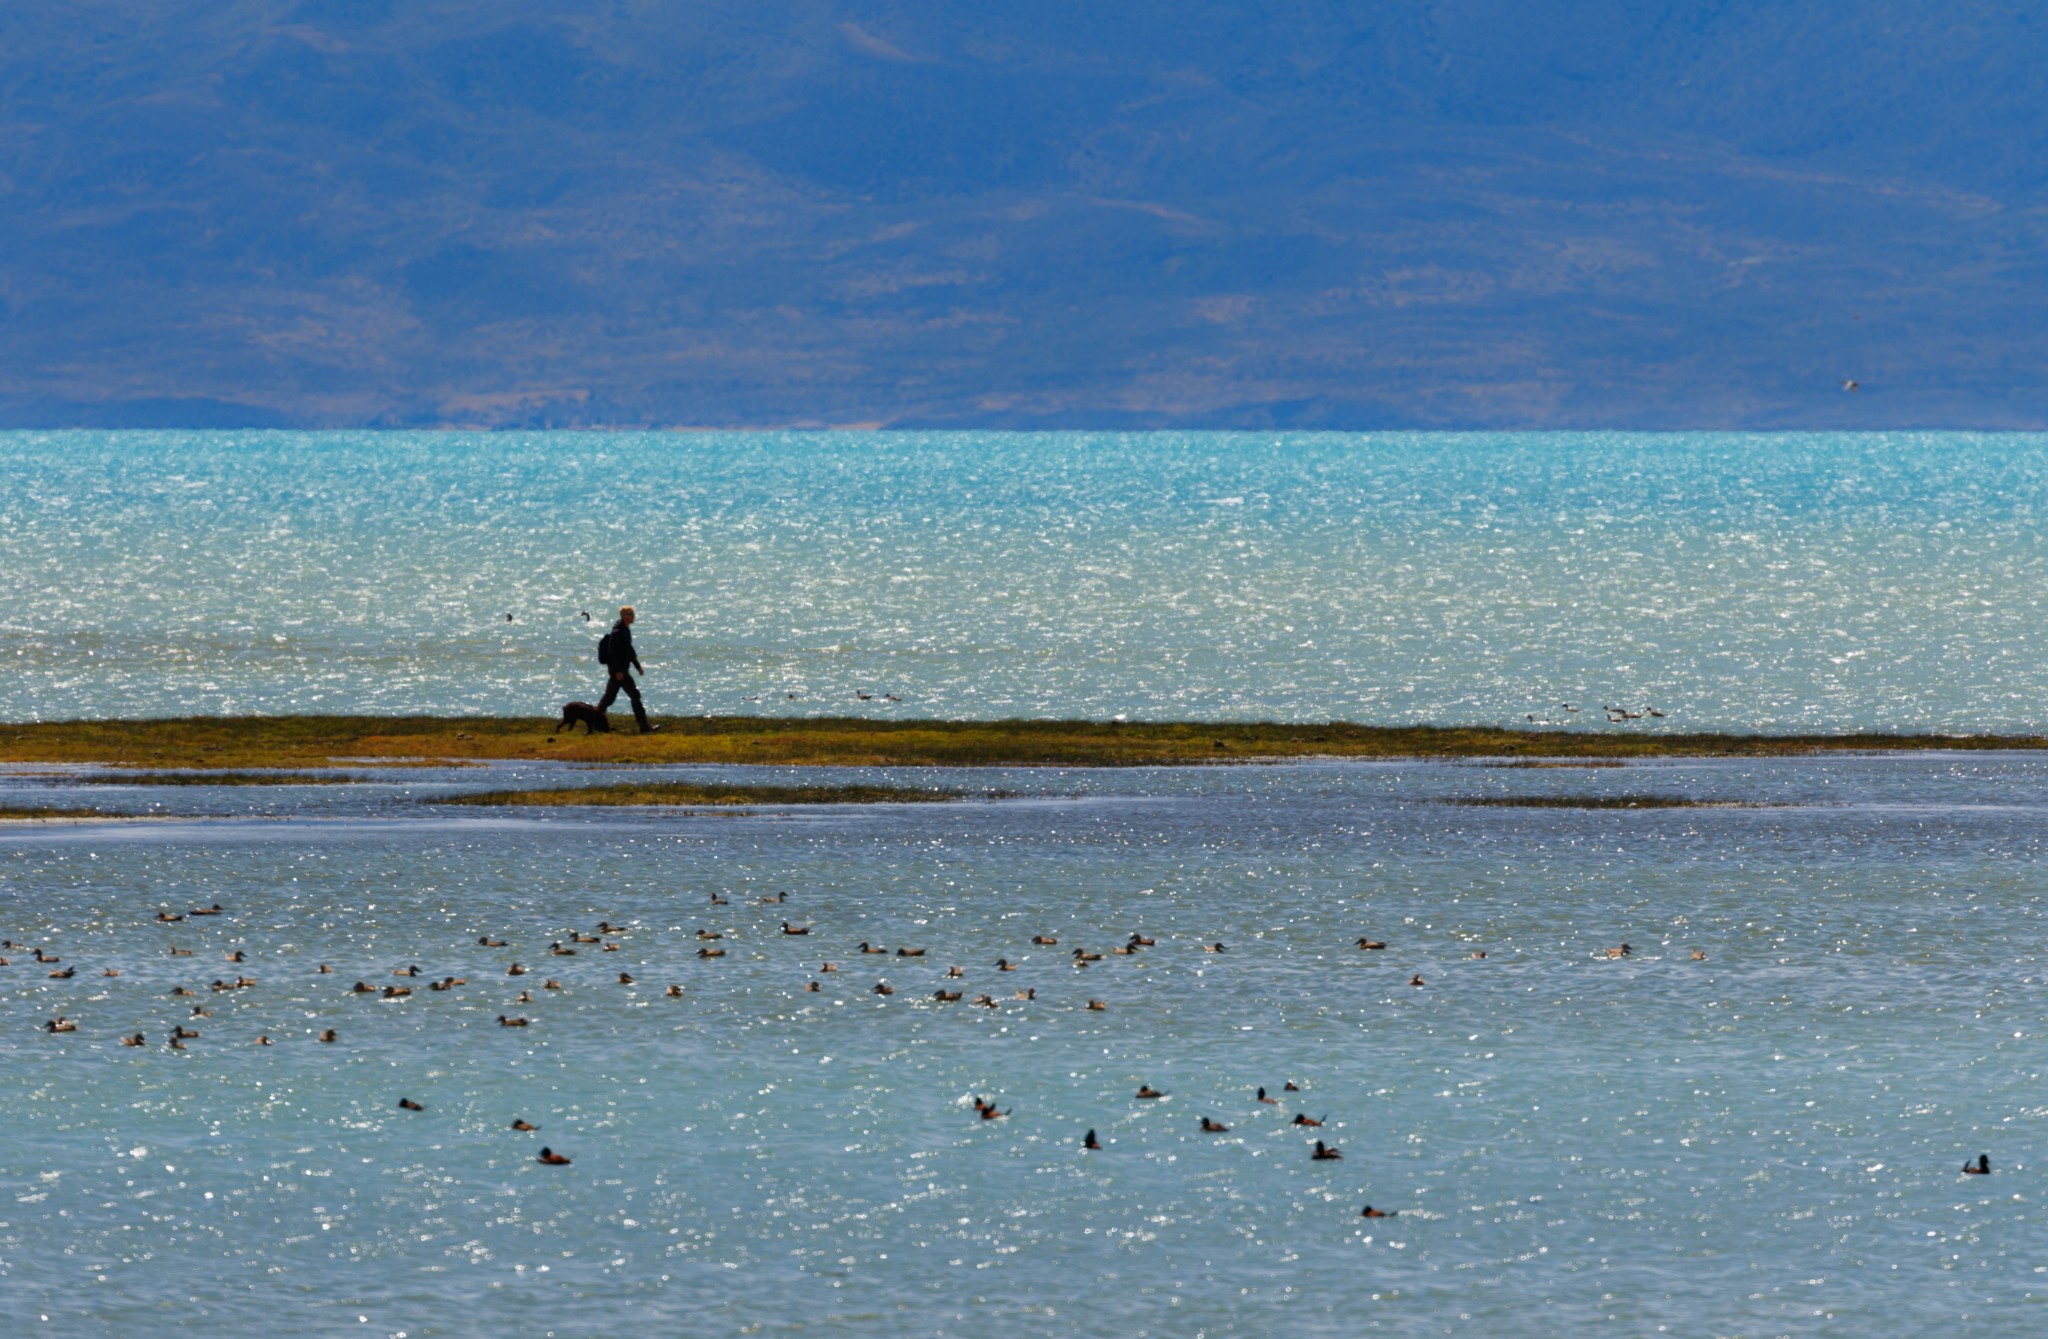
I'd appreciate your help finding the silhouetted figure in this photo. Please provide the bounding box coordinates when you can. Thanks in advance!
[596,606,654,733]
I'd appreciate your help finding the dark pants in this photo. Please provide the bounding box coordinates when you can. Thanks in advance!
[597,671,650,730]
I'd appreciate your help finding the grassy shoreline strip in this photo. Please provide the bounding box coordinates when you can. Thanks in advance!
[436,781,965,808]
[1,715,2045,770]
[0,805,119,820]
[71,771,353,786]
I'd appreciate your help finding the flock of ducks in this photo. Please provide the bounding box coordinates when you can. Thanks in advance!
[13,897,1989,1188]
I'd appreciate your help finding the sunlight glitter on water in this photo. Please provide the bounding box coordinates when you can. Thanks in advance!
[5,430,2048,730]
[4,757,2048,1334]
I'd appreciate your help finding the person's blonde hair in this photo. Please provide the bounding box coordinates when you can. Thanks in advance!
[619,605,635,618]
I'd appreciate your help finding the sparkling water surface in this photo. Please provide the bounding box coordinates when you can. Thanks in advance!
[6,432,2048,1335]
[5,430,2048,730]
[5,756,2048,1335]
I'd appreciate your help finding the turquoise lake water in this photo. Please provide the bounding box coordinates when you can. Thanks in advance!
[5,430,2048,730]
[6,433,2048,1335]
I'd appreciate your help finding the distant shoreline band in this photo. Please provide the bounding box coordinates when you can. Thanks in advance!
[2,716,2044,770]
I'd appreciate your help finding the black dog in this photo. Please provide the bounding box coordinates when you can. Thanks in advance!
[555,702,611,735]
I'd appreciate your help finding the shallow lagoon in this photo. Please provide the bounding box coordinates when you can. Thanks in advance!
[5,755,2046,1335]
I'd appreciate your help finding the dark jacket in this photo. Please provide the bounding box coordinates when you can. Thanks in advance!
[605,620,643,674]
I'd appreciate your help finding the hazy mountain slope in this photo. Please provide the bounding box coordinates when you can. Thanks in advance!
[1,1,2041,427]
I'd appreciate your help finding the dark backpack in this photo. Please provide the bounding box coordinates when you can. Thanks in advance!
[596,631,615,665]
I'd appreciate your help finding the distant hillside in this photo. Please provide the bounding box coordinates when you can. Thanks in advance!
[3,1,2044,428]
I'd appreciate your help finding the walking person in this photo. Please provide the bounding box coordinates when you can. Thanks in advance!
[596,605,657,733]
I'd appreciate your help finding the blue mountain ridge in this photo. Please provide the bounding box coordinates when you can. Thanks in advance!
[2,1,2043,428]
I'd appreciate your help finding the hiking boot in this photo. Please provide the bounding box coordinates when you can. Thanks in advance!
[639,723,661,734]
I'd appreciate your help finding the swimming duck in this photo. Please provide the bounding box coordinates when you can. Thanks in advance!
[1691,949,1708,961]
[1257,1087,1278,1104]
[617,972,634,984]
[1083,1129,1102,1151]
[995,958,1016,971]
[872,981,894,996]
[543,979,562,990]
[1135,1085,1165,1100]
[537,1148,572,1166]
[1072,948,1102,962]
[820,962,838,973]
[498,1015,530,1027]
[1283,1081,1300,1092]
[1014,988,1036,1000]
[973,994,999,1008]
[1471,950,1487,959]
[511,1119,537,1131]
[667,985,684,998]
[1356,938,1387,950]
[1965,1154,1991,1175]
[1292,1113,1324,1128]
[227,950,247,963]
[1086,999,1106,1011]
[515,990,534,1003]
[398,1098,424,1111]
[781,922,810,936]
[1128,934,1156,947]
[1311,1140,1342,1160]
[761,892,787,904]
[945,966,964,978]
[120,1033,146,1047]
[859,942,887,954]
[548,943,576,956]
[1360,1206,1393,1218]
[1032,935,1058,946]
[932,990,963,1002]
[979,1104,1010,1120]
[393,963,418,976]
[253,1035,271,1045]
[1200,1117,1231,1133]
[317,964,333,974]
[806,981,821,992]
[173,1025,199,1039]
[697,948,726,959]
[507,963,527,975]
[168,947,192,957]
[896,947,925,957]
[45,1016,76,1033]
[319,1029,338,1042]
[1605,944,1632,958]
[170,986,195,997]
[101,968,120,977]
[1409,974,1425,987]
[382,985,411,998]
[478,937,508,947]
[167,1034,186,1050]
[571,932,600,944]
[191,1006,212,1017]
[1203,942,1227,953]
[709,894,729,905]
[47,966,74,979]
[351,981,376,994]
